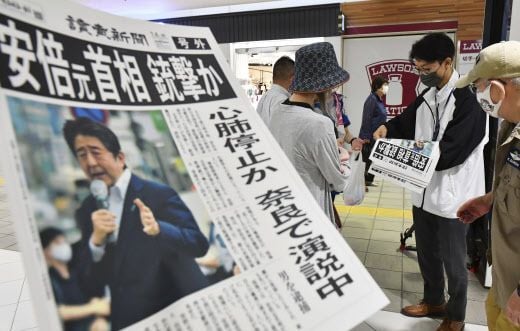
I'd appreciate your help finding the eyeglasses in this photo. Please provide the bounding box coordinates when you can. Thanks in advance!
[469,79,507,94]
[415,64,441,75]
[468,82,482,94]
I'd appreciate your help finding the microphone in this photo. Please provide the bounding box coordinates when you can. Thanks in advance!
[90,179,115,242]
[90,179,109,210]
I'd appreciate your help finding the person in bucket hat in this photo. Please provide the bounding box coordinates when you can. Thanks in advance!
[456,40,520,331]
[373,32,488,331]
[269,42,350,224]
[289,42,350,93]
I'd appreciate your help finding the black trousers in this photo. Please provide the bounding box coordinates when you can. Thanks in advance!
[362,140,375,183]
[412,206,469,321]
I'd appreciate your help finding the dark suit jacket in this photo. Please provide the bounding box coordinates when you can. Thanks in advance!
[76,174,209,330]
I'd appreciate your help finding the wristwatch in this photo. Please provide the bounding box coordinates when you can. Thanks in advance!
[517,284,520,296]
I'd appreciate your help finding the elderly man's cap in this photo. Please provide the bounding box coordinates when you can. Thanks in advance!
[456,41,520,88]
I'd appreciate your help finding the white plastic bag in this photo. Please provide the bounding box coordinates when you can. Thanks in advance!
[343,151,366,206]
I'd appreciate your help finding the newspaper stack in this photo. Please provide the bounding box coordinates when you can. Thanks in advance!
[368,139,440,193]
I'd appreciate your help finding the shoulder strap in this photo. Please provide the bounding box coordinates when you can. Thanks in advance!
[407,86,432,115]
[416,87,431,106]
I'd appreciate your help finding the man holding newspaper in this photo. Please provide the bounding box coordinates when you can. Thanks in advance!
[373,33,488,331]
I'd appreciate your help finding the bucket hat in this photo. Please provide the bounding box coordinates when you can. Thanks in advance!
[290,42,350,93]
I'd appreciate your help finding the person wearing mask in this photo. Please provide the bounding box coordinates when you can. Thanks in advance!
[40,227,110,331]
[373,33,488,331]
[269,42,350,224]
[256,56,295,126]
[359,75,389,187]
[456,41,520,331]
[62,117,209,330]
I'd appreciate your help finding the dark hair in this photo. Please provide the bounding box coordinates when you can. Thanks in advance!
[409,32,455,63]
[63,117,121,157]
[39,227,64,249]
[371,76,389,92]
[273,56,295,82]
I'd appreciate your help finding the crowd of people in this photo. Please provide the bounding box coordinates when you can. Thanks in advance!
[256,34,520,331]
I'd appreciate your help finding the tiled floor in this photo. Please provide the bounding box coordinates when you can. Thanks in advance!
[354,310,487,331]
[0,176,490,330]
[337,179,490,330]
[0,176,17,251]
[0,250,37,331]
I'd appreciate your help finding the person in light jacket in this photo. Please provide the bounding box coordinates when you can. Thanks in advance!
[373,33,488,331]
[269,42,350,224]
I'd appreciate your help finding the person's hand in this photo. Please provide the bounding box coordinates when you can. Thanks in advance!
[91,210,117,245]
[339,146,350,162]
[351,138,364,151]
[336,136,345,147]
[456,193,493,224]
[506,288,520,326]
[89,297,110,316]
[134,198,160,236]
[90,317,110,331]
[373,125,387,140]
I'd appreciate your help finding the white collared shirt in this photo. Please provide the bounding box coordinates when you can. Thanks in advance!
[416,70,459,142]
[89,168,132,262]
[107,168,131,241]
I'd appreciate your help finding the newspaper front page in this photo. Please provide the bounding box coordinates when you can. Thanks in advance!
[368,139,440,193]
[0,1,388,330]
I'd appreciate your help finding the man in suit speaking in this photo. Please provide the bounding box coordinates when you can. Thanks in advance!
[63,117,209,330]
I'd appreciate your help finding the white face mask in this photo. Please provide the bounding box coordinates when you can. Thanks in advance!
[381,84,389,95]
[476,83,501,118]
[50,243,72,263]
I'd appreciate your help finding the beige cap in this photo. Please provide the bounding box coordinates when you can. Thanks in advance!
[455,40,520,88]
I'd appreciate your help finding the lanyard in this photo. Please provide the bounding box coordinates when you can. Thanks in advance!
[426,89,454,140]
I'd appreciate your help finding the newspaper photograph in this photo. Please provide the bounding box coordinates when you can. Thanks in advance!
[0,1,388,330]
[368,138,440,193]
